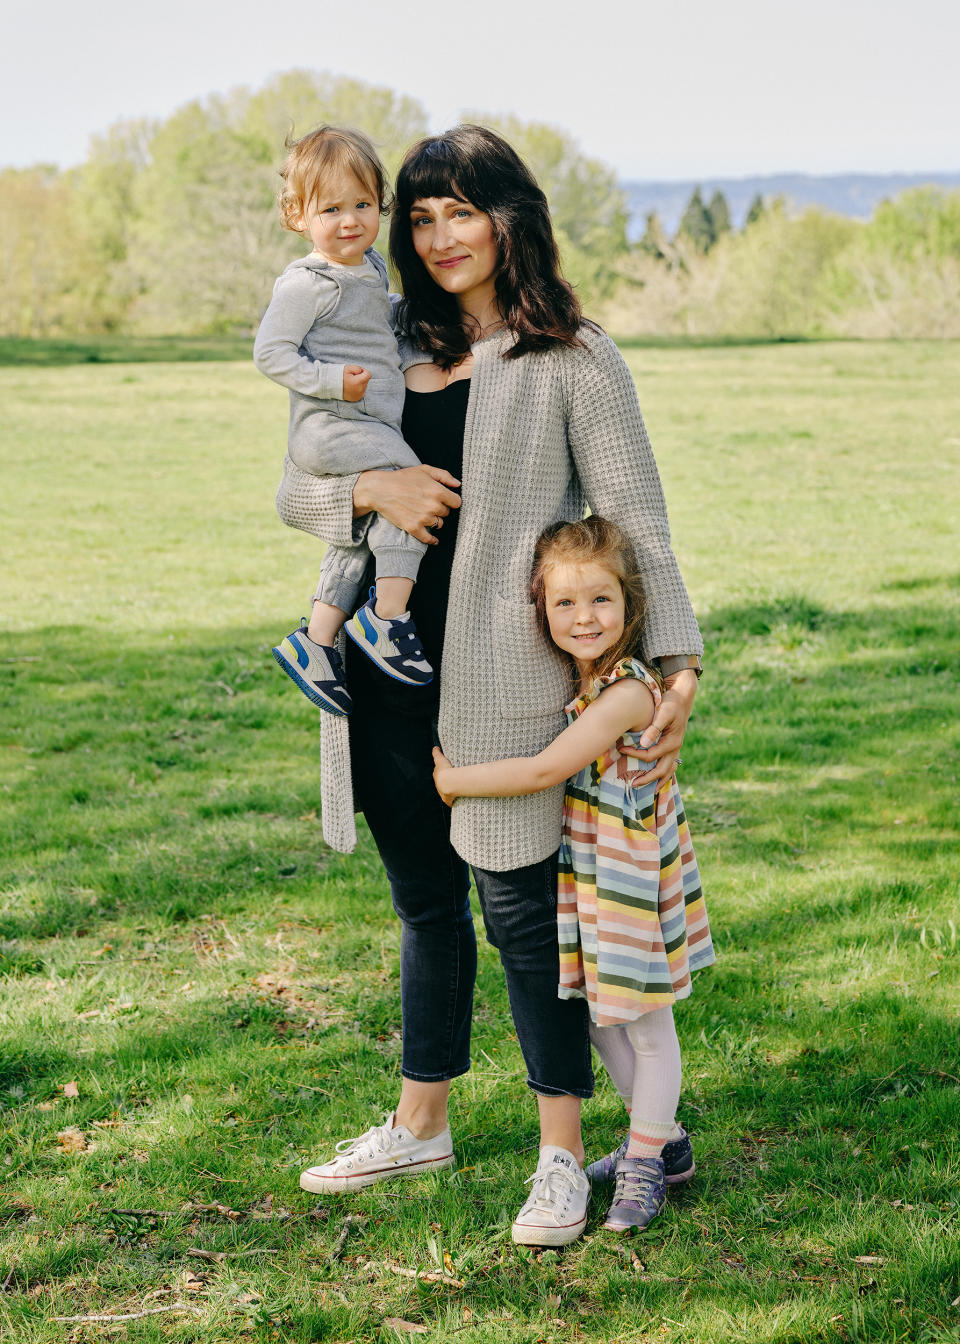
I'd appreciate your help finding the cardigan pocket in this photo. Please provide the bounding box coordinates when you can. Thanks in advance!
[492,595,572,720]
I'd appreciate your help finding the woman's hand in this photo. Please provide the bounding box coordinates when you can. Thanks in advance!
[354,466,461,545]
[623,669,698,786]
[432,746,457,807]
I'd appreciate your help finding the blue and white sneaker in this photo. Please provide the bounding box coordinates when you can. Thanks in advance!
[345,588,433,686]
[272,620,352,716]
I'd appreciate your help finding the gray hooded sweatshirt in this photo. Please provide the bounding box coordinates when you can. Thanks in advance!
[253,248,415,477]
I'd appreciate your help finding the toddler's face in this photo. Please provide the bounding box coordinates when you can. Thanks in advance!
[297,169,381,264]
[542,562,625,665]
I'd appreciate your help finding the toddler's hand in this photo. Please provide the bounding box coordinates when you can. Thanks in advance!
[432,746,456,807]
[342,365,371,402]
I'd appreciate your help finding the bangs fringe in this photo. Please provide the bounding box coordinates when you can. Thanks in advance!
[396,143,468,211]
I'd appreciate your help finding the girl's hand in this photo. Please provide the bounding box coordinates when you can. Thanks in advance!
[342,365,371,401]
[432,746,457,807]
[354,466,461,545]
[623,669,698,786]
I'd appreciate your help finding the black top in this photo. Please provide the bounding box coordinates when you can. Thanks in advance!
[397,381,469,671]
[346,379,469,717]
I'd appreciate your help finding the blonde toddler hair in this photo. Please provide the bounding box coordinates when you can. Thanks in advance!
[278,125,389,234]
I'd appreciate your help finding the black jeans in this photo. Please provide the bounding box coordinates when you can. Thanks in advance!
[348,660,593,1099]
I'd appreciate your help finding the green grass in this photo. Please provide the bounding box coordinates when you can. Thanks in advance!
[1,340,959,1342]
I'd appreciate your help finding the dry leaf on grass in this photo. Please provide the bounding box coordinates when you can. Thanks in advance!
[853,1255,884,1266]
[56,1127,90,1154]
[383,1320,428,1336]
[61,1082,80,1099]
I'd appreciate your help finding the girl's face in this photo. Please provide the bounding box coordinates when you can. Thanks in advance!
[409,196,499,311]
[542,562,626,666]
[296,168,380,265]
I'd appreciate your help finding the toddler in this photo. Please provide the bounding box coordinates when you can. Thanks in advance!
[254,125,432,715]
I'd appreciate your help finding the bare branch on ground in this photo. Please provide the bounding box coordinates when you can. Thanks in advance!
[328,1214,365,1264]
[359,1258,464,1289]
[51,1303,204,1323]
[185,1248,279,1263]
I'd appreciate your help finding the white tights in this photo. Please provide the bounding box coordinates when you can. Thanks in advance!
[589,1005,683,1159]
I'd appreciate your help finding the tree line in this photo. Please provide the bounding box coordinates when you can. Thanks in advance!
[598,184,960,340]
[1,68,957,340]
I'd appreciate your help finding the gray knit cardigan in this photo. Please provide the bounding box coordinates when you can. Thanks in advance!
[275,324,703,871]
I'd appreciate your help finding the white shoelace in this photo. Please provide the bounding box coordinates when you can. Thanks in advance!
[334,1120,393,1161]
[522,1164,588,1219]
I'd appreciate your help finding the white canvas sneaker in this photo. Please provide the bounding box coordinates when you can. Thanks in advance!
[299,1113,454,1194]
[511,1146,590,1246]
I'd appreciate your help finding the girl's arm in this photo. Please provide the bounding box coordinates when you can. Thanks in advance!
[433,679,655,805]
[253,270,345,399]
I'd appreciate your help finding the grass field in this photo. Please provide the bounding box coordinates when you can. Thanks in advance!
[1,340,959,1343]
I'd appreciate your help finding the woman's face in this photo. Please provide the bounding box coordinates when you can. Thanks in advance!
[409,196,499,310]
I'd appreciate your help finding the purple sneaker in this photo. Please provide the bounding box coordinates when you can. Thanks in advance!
[345,588,433,687]
[586,1127,695,1186]
[603,1156,667,1233]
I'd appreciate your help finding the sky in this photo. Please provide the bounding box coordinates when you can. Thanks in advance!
[3,0,959,181]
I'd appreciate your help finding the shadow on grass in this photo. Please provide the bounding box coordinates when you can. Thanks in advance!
[609,333,831,349]
[1,589,957,1119]
[1,590,955,939]
[0,335,253,366]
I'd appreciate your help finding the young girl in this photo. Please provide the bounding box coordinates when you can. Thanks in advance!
[254,125,438,716]
[432,517,715,1234]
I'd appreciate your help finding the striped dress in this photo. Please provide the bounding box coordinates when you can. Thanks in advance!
[557,658,715,1027]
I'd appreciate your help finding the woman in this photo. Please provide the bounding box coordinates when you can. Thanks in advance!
[281,126,703,1246]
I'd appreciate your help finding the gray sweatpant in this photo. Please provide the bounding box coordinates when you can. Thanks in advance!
[316,509,426,612]
[283,406,427,614]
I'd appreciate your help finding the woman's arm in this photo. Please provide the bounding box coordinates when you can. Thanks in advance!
[565,333,703,662]
[564,332,703,781]
[630,666,698,784]
[277,450,462,553]
[433,679,654,804]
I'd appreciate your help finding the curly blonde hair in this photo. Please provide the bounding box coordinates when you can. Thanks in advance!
[277,125,389,234]
[530,517,655,684]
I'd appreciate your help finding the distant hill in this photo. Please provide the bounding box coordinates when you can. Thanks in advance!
[622,172,960,238]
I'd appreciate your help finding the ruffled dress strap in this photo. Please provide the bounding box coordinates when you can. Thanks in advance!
[565,657,662,720]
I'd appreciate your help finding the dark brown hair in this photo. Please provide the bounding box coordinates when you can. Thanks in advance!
[278,125,389,234]
[530,517,655,684]
[389,124,584,368]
